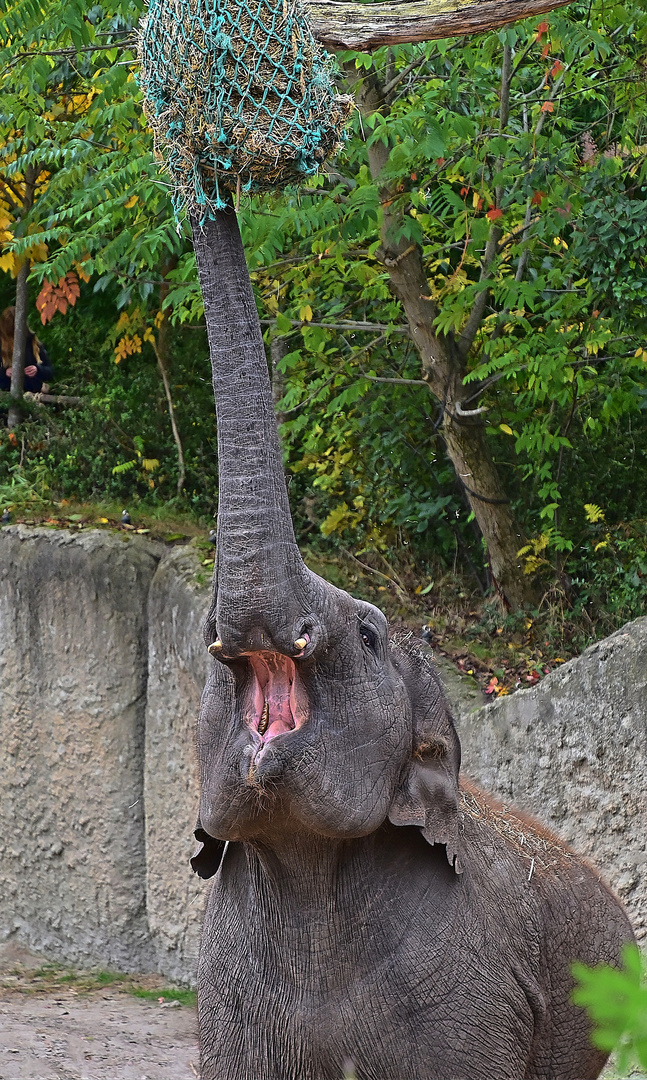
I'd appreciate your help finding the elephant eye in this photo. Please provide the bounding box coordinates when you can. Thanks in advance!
[360,625,377,652]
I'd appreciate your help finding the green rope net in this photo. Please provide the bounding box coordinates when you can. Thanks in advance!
[139,0,354,216]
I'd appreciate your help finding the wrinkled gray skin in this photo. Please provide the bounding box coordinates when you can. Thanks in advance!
[191,208,634,1080]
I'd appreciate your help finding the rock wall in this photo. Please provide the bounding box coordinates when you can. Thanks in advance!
[458,618,647,941]
[1,525,645,986]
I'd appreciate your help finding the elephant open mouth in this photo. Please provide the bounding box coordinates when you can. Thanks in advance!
[246,652,308,742]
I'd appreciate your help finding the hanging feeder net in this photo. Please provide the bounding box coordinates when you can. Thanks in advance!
[139,0,354,217]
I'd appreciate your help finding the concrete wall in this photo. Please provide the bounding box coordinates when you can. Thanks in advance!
[0,526,159,972]
[1,525,645,986]
[144,548,211,983]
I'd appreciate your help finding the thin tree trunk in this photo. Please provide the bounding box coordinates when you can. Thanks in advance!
[352,71,539,610]
[8,259,29,430]
[156,271,186,496]
[271,335,287,430]
[152,339,186,497]
[8,164,37,431]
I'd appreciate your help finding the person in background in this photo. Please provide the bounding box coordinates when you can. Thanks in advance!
[0,306,53,394]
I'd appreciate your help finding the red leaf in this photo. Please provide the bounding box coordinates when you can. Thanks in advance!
[536,19,549,37]
[541,101,554,114]
[460,186,469,197]
[531,191,545,206]
[541,43,550,59]
[486,208,503,221]
[551,60,563,77]
[35,271,81,324]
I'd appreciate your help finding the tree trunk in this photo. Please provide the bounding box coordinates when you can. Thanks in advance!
[442,415,531,609]
[190,210,313,655]
[353,73,539,610]
[8,164,37,431]
[8,259,29,430]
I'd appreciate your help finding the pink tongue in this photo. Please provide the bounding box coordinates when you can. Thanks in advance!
[249,653,299,739]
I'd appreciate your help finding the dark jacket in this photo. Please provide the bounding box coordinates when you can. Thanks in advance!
[0,334,53,394]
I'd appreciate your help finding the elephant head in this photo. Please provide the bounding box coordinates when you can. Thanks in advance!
[191,209,461,874]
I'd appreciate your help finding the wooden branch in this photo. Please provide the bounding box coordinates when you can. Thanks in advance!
[24,392,85,405]
[306,0,572,50]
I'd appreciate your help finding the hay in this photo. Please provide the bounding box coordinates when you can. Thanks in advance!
[139,0,354,217]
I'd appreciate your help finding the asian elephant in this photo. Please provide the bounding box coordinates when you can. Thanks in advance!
[190,207,634,1080]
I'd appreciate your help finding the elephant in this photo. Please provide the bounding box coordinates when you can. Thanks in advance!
[189,207,635,1080]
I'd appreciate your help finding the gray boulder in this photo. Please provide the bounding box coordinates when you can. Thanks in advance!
[458,617,647,941]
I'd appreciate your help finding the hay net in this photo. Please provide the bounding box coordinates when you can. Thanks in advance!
[139,0,354,217]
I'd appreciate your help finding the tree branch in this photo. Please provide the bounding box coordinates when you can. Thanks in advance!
[259,318,408,333]
[307,0,572,50]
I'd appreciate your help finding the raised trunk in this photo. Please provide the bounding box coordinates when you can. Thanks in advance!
[191,210,313,654]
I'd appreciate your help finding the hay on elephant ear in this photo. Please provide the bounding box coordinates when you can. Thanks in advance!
[138,0,354,216]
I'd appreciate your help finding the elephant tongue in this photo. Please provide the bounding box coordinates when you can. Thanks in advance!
[248,653,308,741]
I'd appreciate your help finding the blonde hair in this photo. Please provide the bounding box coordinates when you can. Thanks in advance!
[0,306,14,369]
[0,306,40,368]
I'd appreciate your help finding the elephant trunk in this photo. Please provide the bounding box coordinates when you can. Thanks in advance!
[192,209,316,656]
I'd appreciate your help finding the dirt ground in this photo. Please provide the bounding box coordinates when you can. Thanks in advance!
[1,943,642,1080]
[0,944,200,1080]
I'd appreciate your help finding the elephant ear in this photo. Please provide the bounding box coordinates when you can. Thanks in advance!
[388,638,463,873]
[190,822,227,879]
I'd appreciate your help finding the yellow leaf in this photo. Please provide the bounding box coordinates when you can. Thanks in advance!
[143,328,155,344]
[500,423,514,435]
[124,194,139,209]
[0,251,15,273]
[75,259,92,283]
[584,502,605,524]
[98,517,109,523]
[154,310,165,328]
[299,304,313,322]
[141,458,160,472]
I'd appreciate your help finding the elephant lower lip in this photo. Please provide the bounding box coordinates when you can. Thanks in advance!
[246,651,308,742]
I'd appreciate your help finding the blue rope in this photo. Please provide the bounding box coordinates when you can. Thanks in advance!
[139,0,352,218]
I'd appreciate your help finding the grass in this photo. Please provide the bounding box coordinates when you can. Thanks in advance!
[1,961,196,1007]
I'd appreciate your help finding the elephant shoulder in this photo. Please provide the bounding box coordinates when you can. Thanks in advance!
[458,777,632,949]
[458,776,576,880]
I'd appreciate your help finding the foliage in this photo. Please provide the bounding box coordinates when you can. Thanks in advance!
[573,947,647,1075]
[0,0,646,629]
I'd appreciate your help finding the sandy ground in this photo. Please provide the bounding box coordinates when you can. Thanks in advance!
[0,945,200,1080]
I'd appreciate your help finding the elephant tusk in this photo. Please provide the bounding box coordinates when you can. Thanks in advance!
[258,701,269,736]
[208,639,223,655]
[294,636,308,651]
